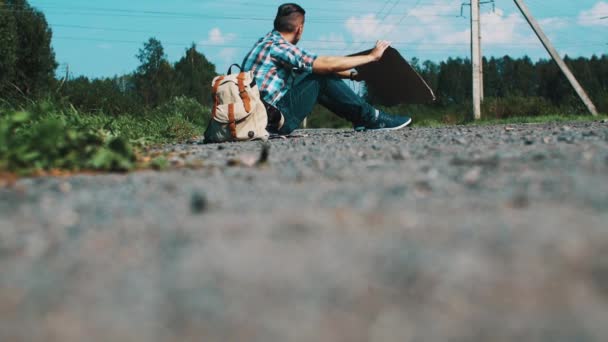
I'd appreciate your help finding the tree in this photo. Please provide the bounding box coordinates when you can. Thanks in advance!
[174,43,217,105]
[0,0,18,96]
[436,58,471,105]
[5,0,58,97]
[134,37,175,107]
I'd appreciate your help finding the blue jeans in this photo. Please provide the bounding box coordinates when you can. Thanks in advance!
[274,73,377,134]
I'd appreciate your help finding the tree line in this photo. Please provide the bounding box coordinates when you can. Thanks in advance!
[1,0,607,118]
[408,55,608,113]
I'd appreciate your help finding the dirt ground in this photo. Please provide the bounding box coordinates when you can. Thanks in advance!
[1,121,608,341]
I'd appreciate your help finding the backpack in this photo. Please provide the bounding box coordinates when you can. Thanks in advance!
[203,64,269,143]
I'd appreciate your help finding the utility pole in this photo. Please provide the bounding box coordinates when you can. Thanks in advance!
[478,16,484,102]
[513,0,598,116]
[471,0,482,120]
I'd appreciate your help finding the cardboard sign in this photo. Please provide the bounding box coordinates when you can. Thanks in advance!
[350,47,436,106]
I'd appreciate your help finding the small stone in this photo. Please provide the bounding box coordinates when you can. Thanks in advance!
[561,125,572,132]
[58,182,72,194]
[504,126,515,131]
[227,155,257,167]
[415,181,433,196]
[557,135,575,144]
[190,191,208,214]
[532,153,546,162]
[463,166,482,185]
[583,131,597,137]
[543,136,552,144]
[170,157,185,167]
[257,143,270,165]
[392,149,409,161]
[452,137,466,145]
[524,138,535,145]
[217,145,226,150]
[509,193,530,209]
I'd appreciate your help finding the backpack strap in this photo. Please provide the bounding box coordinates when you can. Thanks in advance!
[211,76,225,119]
[227,103,237,138]
[227,64,242,75]
[237,72,252,113]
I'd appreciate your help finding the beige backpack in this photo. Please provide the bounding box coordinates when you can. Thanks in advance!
[203,64,269,143]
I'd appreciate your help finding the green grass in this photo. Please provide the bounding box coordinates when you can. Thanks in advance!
[0,97,209,175]
[470,114,608,126]
[308,99,607,129]
[412,114,607,127]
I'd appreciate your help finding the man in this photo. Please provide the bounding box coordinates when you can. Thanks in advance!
[241,3,412,135]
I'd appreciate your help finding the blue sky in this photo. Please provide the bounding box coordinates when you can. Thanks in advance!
[29,0,608,78]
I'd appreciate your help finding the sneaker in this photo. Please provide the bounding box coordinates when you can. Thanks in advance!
[354,110,412,131]
[264,101,285,134]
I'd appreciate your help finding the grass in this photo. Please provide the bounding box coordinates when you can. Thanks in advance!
[307,100,607,129]
[0,97,209,175]
[412,114,608,128]
[470,114,608,126]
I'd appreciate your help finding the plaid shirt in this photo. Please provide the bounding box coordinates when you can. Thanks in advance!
[242,30,317,106]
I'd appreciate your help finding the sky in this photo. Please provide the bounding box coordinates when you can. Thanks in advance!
[28,0,608,79]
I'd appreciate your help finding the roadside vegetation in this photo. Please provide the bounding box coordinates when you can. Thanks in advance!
[0,98,209,175]
[0,0,606,175]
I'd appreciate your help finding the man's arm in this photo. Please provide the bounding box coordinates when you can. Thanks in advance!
[312,40,391,74]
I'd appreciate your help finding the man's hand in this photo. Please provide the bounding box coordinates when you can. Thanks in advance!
[312,40,391,74]
[369,40,391,62]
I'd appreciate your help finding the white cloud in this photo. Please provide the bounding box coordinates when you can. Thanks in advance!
[200,28,237,46]
[417,8,536,46]
[345,14,397,42]
[344,3,542,56]
[409,0,462,24]
[578,1,608,27]
[481,9,536,45]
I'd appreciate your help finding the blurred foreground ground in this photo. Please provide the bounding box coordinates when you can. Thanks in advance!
[1,122,608,341]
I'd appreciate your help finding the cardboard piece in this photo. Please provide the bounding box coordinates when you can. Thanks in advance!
[349,47,436,106]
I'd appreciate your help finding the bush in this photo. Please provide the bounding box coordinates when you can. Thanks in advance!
[0,110,136,174]
[152,96,210,126]
[0,98,210,174]
[482,96,555,119]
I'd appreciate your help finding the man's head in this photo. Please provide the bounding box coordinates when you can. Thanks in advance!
[274,3,306,44]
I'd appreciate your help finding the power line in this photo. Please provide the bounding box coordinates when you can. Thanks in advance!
[0,6,464,22]
[53,35,607,50]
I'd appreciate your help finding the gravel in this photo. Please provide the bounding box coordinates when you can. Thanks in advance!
[1,121,608,342]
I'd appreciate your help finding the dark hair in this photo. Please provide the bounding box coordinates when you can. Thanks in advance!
[273,3,306,33]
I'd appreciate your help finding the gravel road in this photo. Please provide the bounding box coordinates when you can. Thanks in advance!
[1,121,608,341]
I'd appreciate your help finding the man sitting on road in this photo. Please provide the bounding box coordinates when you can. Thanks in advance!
[241,3,412,135]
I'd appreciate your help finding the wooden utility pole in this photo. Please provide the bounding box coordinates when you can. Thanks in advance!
[513,0,598,116]
[471,0,482,120]
[478,8,484,102]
